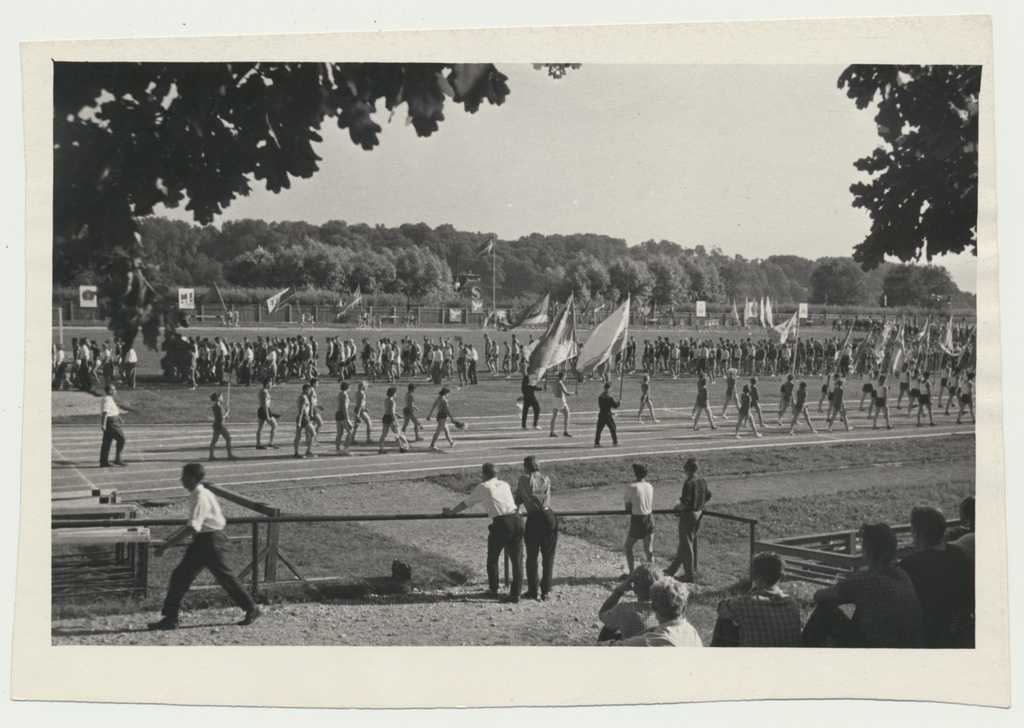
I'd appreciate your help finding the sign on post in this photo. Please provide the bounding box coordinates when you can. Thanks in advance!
[178,288,196,310]
[470,299,483,313]
[78,285,98,308]
[448,308,463,323]
[695,300,707,318]
[798,302,809,320]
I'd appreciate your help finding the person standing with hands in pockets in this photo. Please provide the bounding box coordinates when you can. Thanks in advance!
[99,383,127,467]
[664,457,711,584]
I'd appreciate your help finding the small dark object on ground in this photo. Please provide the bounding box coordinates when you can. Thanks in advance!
[392,559,412,581]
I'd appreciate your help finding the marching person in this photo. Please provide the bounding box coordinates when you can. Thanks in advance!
[955,372,976,425]
[872,374,894,430]
[691,375,718,431]
[721,367,740,418]
[514,455,559,601]
[377,386,411,454]
[787,381,817,434]
[147,462,260,630]
[637,374,659,424]
[255,379,277,450]
[549,371,573,438]
[916,371,936,427]
[426,387,456,452]
[293,383,316,459]
[521,372,544,430]
[401,382,423,442]
[99,383,127,467]
[733,384,762,439]
[595,382,620,447]
[347,380,373,446]
[442,462,524,603]
[826,379,852,432]
[335,381,353,455]
[208,391,237,461]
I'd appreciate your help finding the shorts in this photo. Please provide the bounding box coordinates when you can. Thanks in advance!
[627,514,655,540]
[296,417,310,430]
[695,395,708,408]
[383,414,395,427]
[335,410,349,423]
[827,392,834,402]
[257,406,269,421]
[899,382,909,391]
[437,412,448,420]
[961,394,973,405]
[940,378,948,387]
[918,395,931,406]
[402,406,414,418]
[875,397,886,408]
[862,383,873,393]
[910,389,921,398]
[821,385,828,394]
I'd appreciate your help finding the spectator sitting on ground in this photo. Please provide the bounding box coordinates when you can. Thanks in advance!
[711,552,803,647]
[945,496,975,563]
[802,523,924,648]
[601,577,703,647]
[898,506,975,648]
[597,563,660,642]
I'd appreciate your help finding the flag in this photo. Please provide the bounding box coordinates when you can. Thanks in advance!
[938,315,955,355]
[743,297,750,325]
[475,236,496,258]
[730,300,740,325]
[834,320,856,364]
[888,323,907,374]
[764,296,774,327]
[913,316,931,358]
[956,326,977,370]
[335,285,363,319]
[853,330,875,368]
[509,293,550,329]
[266,286,297,314]
[526,293,579,381]
[759,297,766,327]
[873,321,894,363]
[576,296,630,376]
[768,310,799,345]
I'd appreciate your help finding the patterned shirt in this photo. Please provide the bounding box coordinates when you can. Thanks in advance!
[832,566,924,647]
[600,600,659,639]
[680,476,711,513]
[717,587,803,647]
[515,472,552,514]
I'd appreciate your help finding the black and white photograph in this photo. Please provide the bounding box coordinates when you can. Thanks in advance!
[8,6,1017,720]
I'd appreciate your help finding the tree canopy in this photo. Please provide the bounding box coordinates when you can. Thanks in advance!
[838,65,980,270]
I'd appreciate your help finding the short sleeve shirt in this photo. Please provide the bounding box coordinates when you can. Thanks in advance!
[187,483,227,533]
[624,481,654,516]
[101,395,120,418]
[464,479,519,519]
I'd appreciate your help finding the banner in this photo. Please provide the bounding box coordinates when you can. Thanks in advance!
[695,301,706,318]
[266,286,297,314]
[526,292,579,381]
[798,302,809,320]
[470,299,484,313]
[178,288,195,310]
[768,310,799,345]
[449,308,463,323]
[576,296,629,376]
[78,285,98,308]
[475,236,495,258]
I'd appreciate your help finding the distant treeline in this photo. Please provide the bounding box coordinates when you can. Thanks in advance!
[53,217,977,312]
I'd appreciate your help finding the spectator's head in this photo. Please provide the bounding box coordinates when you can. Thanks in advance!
[910,506,947,548]
[632,563,659,600]
[683,458,699,476]
[523,456,539,473]
[649,578,691,623]
[958,496,976,530]
[632,463,648,481]
[482,462,497,480]
[859,523,898,566]
[750,552,786,588]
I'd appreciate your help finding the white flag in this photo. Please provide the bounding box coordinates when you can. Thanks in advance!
[576,296,630,376]
[768,310,799,345]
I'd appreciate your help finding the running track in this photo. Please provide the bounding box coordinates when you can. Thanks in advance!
[52,406,976,502]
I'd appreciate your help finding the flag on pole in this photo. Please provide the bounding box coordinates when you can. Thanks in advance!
[526,293,579,381]
[266,286,297,314]
[730,300,740,326]
[475,236,496,258]
[888,323,907,374]
[576,296,630,377]
[759,297,766,327]
[834,320,856,364]
[874,321,894,363]
[956,325,977,370]
[509,292,551,329]
[768,310,799,345]
[853,330,875,369]
[335,285,363,319]
[764,296,774,327]
[938,315,955,355]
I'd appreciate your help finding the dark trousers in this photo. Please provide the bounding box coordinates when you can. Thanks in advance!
[161,531,256,620]
[595,413,617,445]
[665,510,702,579]
[99,419,126,465]
[487,514,524,597]
[710,616,742,647]
[524,510,558,596]
[468,361,478,384]
[801,602,863,647]
[124,363,137,388]
[522,396,540,428]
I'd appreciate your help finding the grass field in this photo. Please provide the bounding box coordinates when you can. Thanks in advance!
[51,323,977,645]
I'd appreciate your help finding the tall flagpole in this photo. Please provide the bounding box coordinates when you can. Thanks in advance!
[492,242,496,330]
[618,294,630,404]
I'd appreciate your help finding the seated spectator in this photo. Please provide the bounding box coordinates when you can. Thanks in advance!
[597,563,660,642]
[802,523,924,648]
[601,577,703,647]
[946,496,975,563]
[898,506,975,648]
[712,552,803,647]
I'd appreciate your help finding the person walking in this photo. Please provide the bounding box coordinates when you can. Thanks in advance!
[255,379,278,450]
[377,386,411,454]
[594,382,620,447]
[147,463,260,630]
[99,383,127,467]
[521,373,544,430]
[514,455,559,601]
[426,387,456,451]
[208,391,236,461]
[548,371,573,438]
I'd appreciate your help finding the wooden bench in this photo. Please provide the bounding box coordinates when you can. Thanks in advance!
[52,526,151,598]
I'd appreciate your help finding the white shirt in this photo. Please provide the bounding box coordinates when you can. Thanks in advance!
[187,483,227,533]
[624,480,654,516]
[608,617,704,647]
[125,348,138,364]
[100,395,120,418]
[463,478,518,519]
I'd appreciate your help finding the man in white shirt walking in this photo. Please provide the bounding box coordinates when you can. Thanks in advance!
[148,463,260,630]
[443,462,524,603]
[99,384,127,467]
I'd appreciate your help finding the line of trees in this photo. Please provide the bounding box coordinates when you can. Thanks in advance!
[54,216,975,312]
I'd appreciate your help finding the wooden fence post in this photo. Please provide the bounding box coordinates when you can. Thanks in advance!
[265,507,281,583]
[250,522,260,597]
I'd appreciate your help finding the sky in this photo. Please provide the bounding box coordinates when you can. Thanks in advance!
[160,63,977,292]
